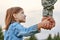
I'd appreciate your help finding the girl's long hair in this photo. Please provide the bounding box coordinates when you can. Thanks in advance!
[4,7,23,30]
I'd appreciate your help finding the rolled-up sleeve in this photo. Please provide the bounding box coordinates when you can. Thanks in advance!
[13,23,40,37]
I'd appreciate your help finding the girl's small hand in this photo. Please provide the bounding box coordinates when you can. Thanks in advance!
[37,20,50,30]
[40,20,51,30]
[38,16,55,30]
[41,16,55,30]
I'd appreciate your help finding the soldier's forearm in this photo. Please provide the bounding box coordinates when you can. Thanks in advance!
[43,9,53,17]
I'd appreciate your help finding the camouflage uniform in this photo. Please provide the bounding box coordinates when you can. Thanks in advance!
[41,0,57,17]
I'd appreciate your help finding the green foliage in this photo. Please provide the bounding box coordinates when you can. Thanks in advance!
[46,32,60,40]
[52,33,60,40]
[25,35,37,40]
[29,35,37,40]
[24,38,29,40]
[0,26,4,40]
[46,34,52,40]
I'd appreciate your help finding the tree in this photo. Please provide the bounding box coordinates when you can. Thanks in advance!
[0,26,4,40]
[46,33,60,40]
[24,38,29,40]
[46,34,52,40]
[29,35,37,40]
[52,34,57,40]
[56,32,60,40]
[53,32,60,40]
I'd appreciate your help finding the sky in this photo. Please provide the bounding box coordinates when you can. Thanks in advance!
[0,0,60,40]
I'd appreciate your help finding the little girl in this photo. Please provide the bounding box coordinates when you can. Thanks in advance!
[3,7,52,40]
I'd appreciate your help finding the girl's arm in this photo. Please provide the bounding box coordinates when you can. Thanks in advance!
[13,23,41,37]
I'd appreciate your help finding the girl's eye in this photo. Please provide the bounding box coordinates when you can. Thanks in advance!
[22,12,24,14]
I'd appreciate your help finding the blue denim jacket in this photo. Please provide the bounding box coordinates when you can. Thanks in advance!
[4,22,40,40]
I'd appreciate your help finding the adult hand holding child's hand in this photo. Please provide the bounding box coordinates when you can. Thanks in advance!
[38,16,55,30]
[42,16,55,30]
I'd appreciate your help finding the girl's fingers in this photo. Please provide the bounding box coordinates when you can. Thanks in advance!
[41,16,55,30]
[43,21,49,29]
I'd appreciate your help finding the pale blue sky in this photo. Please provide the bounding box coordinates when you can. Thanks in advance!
[0,0,60,40]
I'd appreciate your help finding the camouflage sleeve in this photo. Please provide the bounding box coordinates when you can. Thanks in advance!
[41,0,57,17]
[41,0,57,8]
[52,0,57,5]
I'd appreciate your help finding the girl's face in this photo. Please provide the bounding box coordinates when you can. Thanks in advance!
[13,10,26,23]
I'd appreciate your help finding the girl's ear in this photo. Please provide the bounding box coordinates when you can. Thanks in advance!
[13,14,17,19]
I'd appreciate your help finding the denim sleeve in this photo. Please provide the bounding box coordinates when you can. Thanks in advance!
[13,24,40,37]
